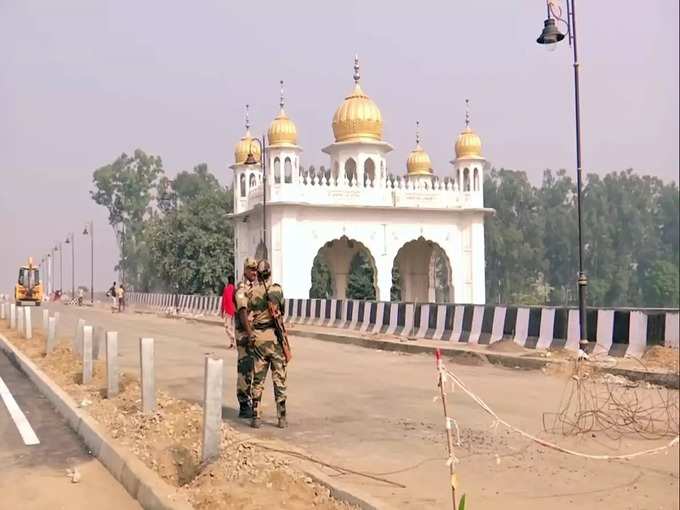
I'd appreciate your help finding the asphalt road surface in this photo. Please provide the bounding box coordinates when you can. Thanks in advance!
[32,304,680,509]
[0,348,141,510]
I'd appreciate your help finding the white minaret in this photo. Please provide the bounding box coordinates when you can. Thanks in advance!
[231,104,263,215]
[450,99,485,206]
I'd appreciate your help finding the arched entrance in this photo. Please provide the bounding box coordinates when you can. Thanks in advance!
[391,237,453,302]
[310,236,377,299]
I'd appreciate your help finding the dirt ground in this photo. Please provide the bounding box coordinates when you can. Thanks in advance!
[1,325,356,510]
[19,305,680,510]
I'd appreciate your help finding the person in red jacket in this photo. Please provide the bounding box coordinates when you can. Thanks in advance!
[223,276,236,348]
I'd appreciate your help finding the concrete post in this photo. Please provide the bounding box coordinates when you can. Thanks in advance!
[9,304,16,329]
[0,303,5,320]
[106,332,119,397]
[139,337,155,413]
[17,307,24,335]
[42,309,49,332]
[201,356,224,462]
[46,316,57,353]
[82,325,93,384]
[24,307,32,339]
[74,319,85,354]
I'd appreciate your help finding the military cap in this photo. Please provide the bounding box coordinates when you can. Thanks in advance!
[244,257,258,270]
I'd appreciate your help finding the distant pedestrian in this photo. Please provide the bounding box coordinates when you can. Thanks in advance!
[108,281,117,312]
[223,276,236,347]
[116,285,125,312]
[78,287,84,307]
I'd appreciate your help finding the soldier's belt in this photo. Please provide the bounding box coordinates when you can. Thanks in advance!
[253,322,275,330]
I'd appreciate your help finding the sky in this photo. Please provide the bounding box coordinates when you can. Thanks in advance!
[0,0,678,294]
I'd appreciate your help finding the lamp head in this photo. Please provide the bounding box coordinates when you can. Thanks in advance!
[536,18,565,45]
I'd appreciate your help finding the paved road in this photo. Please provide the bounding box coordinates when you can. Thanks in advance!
[41,304,679,509]
[0,347,141,510]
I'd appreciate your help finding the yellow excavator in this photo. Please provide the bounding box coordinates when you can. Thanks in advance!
[15,257,43,306]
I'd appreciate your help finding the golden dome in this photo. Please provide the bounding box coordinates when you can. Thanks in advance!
[454,99,483,160]
[234,105,261,165]
[332,56,383,143]
[455,127,483,159]
[407,123,433,175]
[267,81,298,147]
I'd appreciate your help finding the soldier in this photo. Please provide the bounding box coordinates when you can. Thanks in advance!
[246,259,288,429]
[234,257,258,418]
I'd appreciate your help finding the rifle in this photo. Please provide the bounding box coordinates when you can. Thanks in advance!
[262,281,293,363]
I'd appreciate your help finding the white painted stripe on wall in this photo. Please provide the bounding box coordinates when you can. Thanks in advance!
[385,303,399,335]
[566,310,580,351]
[665,312,679,349]
[372,303,386,334]
[0,376,40,446]
[433,305,447,340]
[490,307,506,343]
[513,308,530,346]
[451,305,465,342]
[626,311,648,358]
[315,300,326,325]
[536,308,556,350]
[594,310,614,356]
[402,303,415,336]
[468,306,484,344]
[416,305,429,338]
[360,304,374,333]
[348,301,359,329]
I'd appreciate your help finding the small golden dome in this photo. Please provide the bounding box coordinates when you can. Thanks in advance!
[267,81,298,147]
[332,56,383,143]
[234,105,261,165]
[454,99,483,160]
[407,122,433,175]
[234,131,261,165]
[455,127,483,159]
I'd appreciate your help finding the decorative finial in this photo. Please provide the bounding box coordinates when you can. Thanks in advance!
[245,104,250,131]
[279,80,285,110]
[415,120,421,146]
[465,98,470,128]
[353,54,360,84]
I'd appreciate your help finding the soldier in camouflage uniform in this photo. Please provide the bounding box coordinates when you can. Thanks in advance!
[234,257,258,418]
[246,260,288,429]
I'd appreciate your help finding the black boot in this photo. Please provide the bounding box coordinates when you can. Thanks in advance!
[238,402,253,418]
[277,401,287,429]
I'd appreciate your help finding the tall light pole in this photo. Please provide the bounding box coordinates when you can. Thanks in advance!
[536,0,588,349]
[83,221,94,304]
[54,242,63,293]
[244,135,268,260]
[65,233,75,298]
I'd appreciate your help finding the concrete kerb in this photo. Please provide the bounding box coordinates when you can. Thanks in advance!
[0,332,193,510]
[133,308,680,389]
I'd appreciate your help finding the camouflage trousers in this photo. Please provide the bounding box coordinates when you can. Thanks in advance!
[236,341,253,405]
[251,329,287,417]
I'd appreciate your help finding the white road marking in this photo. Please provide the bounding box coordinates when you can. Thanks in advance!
[0,375,40,446]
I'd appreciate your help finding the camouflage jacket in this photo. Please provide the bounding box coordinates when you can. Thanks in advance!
[235,280,285,331]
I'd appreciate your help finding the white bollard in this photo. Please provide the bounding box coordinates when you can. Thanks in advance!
[0,303,5,320]
[24,307,32,340]
[46,316,57,353]
[139,337,155,413]
[42,309,49,332]
[201,356,224,462]
[82,325,93,384]
[106,332,119,397]
[10,304,16,329]
[17,307,24,335]
[74,319,85,354]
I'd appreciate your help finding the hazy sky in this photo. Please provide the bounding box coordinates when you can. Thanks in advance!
[1,0,678,293]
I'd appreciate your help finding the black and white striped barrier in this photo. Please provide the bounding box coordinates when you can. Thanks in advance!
[124,293,678,357]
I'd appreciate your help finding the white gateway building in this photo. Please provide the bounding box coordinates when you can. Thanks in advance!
[231,58,492,304]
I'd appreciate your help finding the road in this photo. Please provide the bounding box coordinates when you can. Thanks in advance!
[0,347,141,510]
[35,304,680,509]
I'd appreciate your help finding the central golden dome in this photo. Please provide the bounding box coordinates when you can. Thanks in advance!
[332,57,383,143]
[407,123,433,175]
[268,80,298,147]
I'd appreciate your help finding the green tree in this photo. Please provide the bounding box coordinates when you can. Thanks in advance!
[309,254,332,298]
[347,252,376,300]
[91,149,164,289]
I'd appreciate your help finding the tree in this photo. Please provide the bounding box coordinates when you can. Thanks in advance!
[310,254,332,298]
[91,149,164,289]
[347,252,376,300]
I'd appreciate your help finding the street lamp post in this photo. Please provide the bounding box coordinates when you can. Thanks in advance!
[83,221,94,304]
[536,0,588,349]
[65,233,75,298]
[244,135,268,260]
[55,242,63,293]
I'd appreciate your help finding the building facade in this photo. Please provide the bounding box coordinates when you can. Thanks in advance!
[231,58,492,304]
